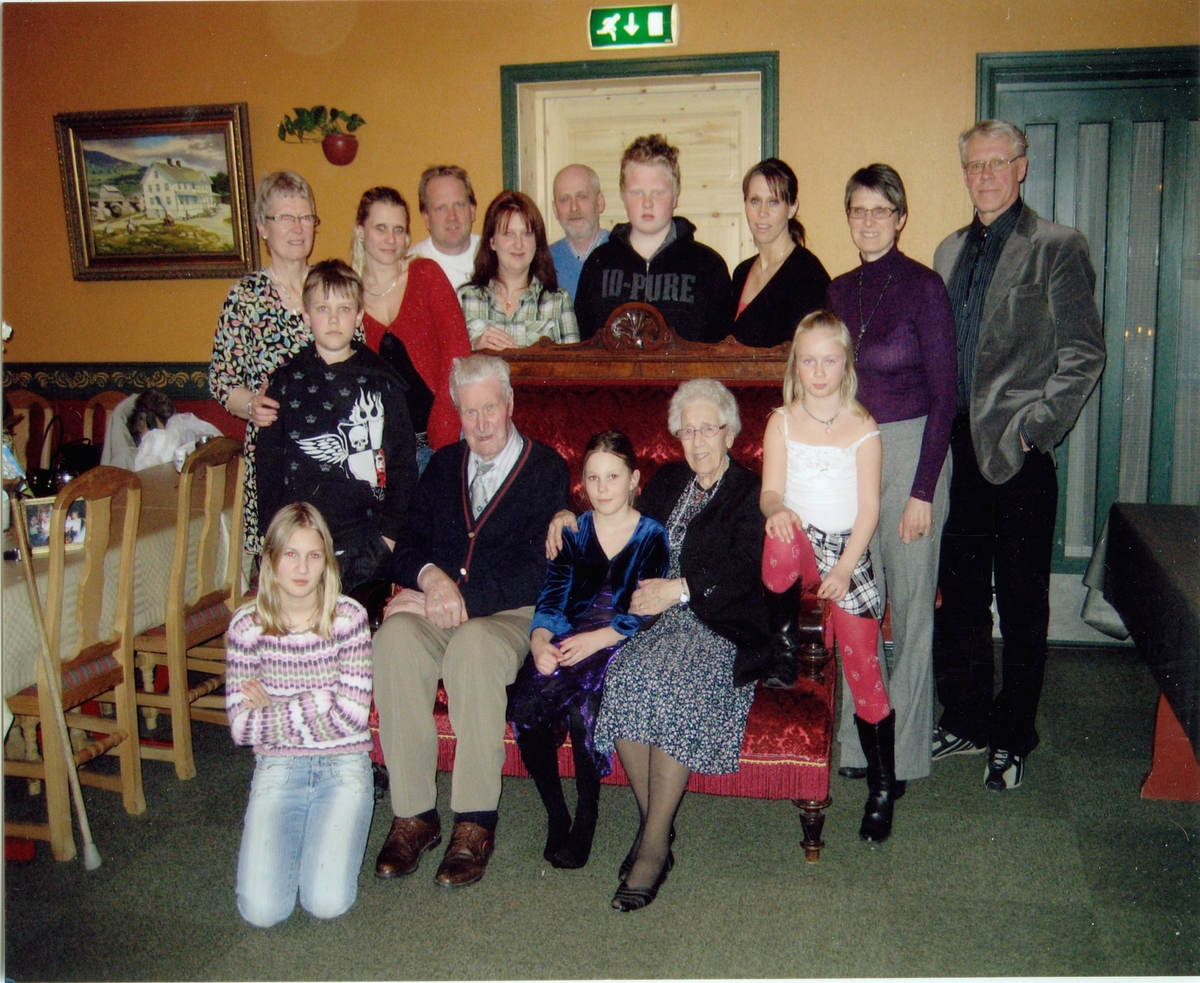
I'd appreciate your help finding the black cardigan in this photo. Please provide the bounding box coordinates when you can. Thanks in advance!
[730,245,831,348]
[639,459,770,686]
[389,435,569,618]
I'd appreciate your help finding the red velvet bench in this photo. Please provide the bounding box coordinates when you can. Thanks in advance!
[368,309,839,861]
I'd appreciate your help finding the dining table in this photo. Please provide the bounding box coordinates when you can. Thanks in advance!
[2,462,240,763]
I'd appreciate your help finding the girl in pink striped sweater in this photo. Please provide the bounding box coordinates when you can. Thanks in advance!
[226,502,374,927]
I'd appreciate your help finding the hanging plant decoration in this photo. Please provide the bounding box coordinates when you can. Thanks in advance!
[278,106,366,165]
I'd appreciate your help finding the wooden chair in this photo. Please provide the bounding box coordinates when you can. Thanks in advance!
[4,467,147,862]
[83,390,128,445]
[5,389,55,472]
[133,438,246,779]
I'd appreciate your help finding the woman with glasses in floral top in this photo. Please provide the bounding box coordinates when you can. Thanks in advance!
[210,170,332,557]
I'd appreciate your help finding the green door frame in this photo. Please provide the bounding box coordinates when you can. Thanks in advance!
[977,45,1199,572]
[500,51,779,191]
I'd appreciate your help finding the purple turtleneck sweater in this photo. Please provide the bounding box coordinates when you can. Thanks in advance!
[826,247,957,503]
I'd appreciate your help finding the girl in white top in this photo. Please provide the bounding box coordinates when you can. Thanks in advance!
[759,310,900,843]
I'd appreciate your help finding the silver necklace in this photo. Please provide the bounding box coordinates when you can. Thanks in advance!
[266,265,307,308]
[364,273,401,298]
[856,267,894,356]
[800,400,842,434]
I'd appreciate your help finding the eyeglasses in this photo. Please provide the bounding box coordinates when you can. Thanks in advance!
[847,205,898,221]
[675,424,727,440]
[963,155,1025,175]
[266,213,320,228]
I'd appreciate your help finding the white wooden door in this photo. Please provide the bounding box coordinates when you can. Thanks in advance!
[517,74,762,273]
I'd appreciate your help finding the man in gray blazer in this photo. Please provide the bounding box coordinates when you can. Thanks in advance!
[931,120,1105,791]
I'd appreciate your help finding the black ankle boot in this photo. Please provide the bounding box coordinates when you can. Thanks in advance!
[516,728,572,862]
[763,585,803,689]
[855,709,899,843]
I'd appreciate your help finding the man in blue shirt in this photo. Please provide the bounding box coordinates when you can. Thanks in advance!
[548,164,608,302]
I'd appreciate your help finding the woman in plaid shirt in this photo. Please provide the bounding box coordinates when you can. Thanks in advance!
[458,191,579,351]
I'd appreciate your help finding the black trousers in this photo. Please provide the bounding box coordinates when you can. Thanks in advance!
[933,413,1057,756]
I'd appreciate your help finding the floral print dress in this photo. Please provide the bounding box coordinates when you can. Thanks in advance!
[594,476,755,774]
[209,271,308,555]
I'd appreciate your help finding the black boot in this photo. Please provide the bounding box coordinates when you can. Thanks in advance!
[553,721,600,869]
[763,585,803,689]
[855,709,899,843]
[516,726,572,862]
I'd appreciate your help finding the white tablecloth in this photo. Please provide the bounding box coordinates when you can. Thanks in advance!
[1,463,236,700]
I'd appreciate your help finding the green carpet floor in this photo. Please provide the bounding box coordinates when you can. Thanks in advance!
[4,644,1197,979]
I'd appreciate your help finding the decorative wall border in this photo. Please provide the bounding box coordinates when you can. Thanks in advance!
[2,363,212,401]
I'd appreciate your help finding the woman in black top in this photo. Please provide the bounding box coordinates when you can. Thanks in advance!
[730,159,830,348]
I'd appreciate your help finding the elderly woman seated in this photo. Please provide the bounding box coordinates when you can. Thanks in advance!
[548,378,769,912]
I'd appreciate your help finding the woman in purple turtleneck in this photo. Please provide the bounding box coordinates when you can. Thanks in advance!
[826,164,956,787]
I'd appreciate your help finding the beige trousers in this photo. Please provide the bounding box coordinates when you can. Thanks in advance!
[372,606,533,816]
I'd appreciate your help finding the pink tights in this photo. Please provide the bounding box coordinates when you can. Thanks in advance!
[762,530,891,724]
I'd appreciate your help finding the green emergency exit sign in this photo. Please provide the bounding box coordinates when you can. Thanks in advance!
[589,4,679,49]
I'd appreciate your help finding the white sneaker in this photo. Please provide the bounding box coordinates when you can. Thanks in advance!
[983,748,1025,791]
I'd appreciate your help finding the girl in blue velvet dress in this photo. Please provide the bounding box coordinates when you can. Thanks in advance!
[508,431,668,869]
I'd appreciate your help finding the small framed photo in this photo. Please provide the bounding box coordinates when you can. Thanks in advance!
[54,102,259,280]
[20,497,86,557]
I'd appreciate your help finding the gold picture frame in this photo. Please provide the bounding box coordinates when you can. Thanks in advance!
[20,496,87,557]
[54,103,258,280]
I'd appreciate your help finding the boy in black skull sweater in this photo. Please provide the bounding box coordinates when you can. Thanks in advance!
[256,260,417,591]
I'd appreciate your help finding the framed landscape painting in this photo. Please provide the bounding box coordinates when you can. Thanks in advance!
[54,103,258,280]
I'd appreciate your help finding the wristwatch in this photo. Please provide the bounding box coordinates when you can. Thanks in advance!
[678,579,690,606]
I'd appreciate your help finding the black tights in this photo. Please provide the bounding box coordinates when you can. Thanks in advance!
[517,708,601,848]
[615,739,690,889]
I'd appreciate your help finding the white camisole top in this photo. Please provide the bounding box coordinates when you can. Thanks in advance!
[778,407,880,534]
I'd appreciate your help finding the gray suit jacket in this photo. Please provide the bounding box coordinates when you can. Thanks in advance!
[934,204,1105,485]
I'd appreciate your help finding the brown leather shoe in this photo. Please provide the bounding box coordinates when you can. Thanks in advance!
[375,814,442,878]
[434,822,495,889]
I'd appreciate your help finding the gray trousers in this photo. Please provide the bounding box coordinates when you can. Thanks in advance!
[837,416,951,781]
[372,606,534,816]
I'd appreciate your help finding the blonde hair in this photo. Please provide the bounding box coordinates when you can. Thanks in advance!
[782,310,868,419]
[255,502,341,638]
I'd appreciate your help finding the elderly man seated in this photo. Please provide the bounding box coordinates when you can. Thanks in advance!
[372,353,569,888]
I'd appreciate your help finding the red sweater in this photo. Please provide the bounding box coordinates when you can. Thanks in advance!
[362,258,471,449]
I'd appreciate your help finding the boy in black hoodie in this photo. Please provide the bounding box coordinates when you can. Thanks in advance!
[256,259,417,591]
[575,134,733,343]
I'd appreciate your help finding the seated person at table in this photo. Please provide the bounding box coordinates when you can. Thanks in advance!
[508,430,668,870]
[575,134,733,343]
[256,259,417,593]
[226,502,375,928]
[458,191,579,350]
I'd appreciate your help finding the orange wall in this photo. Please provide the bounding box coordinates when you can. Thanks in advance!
[3,0,1196,364]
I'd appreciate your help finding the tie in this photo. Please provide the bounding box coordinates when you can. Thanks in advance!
[470,461,495,519]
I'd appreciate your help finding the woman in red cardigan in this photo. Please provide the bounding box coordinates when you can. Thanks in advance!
[351,186,470,467]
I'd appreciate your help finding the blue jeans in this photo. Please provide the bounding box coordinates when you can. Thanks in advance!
[236,752,374,928]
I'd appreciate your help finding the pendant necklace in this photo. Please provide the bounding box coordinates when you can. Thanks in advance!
[364,273,401,298]
[267,265,307,311]
[801,400,842,434]
[856,266,894,356]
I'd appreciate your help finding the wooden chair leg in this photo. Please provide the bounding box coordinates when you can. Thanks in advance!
[38,697,77,862]
[113,676,146,814]
[167,646,198,781]
[794,795,831,863]
[137,658,160,730]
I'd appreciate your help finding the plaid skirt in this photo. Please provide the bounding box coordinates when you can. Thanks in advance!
[806,524,882,619]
